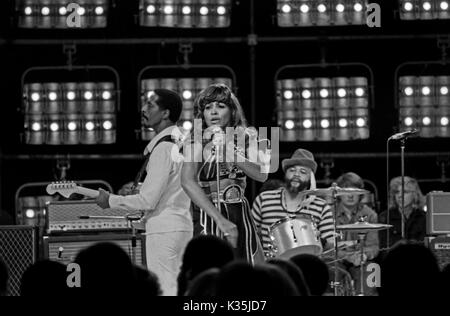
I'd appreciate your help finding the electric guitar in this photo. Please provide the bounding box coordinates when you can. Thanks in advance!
[46,181,99,199]
[46,181,142,198]
[46,181,146,230]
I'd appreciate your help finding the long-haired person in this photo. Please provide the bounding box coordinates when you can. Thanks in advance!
[379,176,426,249]
[181,83,268,264]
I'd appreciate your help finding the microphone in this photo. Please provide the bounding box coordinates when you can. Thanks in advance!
[244,127,258,139]
[389,129,419,140]
[79,215,90,219]
[211,126,225,146]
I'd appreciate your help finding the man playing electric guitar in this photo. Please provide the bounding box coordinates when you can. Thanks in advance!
[95,89,193,296]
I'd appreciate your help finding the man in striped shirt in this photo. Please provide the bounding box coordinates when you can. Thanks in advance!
[251,148,335,259]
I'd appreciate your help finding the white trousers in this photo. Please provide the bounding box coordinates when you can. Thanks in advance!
[146,231,193,296]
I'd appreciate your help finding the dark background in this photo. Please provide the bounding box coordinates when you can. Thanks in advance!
[1,0,450,221]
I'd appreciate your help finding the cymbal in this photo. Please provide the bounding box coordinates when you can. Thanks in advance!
[303,186,369,197]
[336,222,393,232]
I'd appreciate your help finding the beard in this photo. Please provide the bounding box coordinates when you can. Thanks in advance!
[285,178,310,194]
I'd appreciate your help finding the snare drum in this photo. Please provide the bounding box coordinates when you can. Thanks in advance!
[269,215,322,259]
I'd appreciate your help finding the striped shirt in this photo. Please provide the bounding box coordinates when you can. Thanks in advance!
[251,188,335,256]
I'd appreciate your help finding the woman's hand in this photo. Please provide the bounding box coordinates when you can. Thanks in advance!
[258,149,271,173]
[217,217,239,248]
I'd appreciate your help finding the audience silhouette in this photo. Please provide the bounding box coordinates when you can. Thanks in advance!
[215,261,299,296]
[177,235,235,296]
[379,241,440,296]
[290,254,330,296]
[74,242,136,295]
[20,259,69,296]
[266,258,310,296]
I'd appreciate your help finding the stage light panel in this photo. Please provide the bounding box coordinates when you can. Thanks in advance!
[139,0,231,28]
[277,0,369,27]
[399,0,450,20]
[23,81,117,145]
[398,75,450,137]
[16,0,109,28]
[277,76,370,141]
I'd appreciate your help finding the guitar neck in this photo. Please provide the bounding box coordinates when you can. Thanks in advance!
[75,186,99,198]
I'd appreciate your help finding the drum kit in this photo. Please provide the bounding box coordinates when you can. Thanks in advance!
[268,183,392,296]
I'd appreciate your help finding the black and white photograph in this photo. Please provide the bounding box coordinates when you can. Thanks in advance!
[0,0,450,303]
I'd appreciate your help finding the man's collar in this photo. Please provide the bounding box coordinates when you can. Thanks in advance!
[282,187,317,208]
[144,125,181,155]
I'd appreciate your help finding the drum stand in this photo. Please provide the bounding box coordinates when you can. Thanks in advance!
[330,183,341,297]
[357,232,368,296]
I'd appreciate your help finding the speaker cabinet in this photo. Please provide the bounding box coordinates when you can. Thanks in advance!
[426,192,450,235]
[42,233,146,267]
[0,225,38,296]
[425,236,450,270]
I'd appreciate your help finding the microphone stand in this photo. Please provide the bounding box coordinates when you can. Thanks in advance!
[388,130,417,241]
[400,138,406,239]
[213,133,223,237]
[331,183,340,297]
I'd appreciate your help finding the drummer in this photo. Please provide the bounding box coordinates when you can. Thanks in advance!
[251,148,335,259]
[333,172,379,295]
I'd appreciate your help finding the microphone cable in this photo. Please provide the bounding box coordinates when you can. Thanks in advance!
[386,138,391,249]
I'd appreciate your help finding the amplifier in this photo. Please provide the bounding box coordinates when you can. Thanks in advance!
[425,236,450,270]
[0,226,38,296]
[426,191,450,235]
[43,234,146,267]
[46,200,132,233]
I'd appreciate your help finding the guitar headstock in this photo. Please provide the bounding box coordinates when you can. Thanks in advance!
[46,181,78,198]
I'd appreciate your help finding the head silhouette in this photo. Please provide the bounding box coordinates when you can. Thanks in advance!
[185,268,220,296]
[290,254,329,296]
[267,258,310,296]
[133,265,162,296]
[20,260,68,296]
[380,241,440,296]
[215,261,299,296]
[177,235,235,295]
[74,242,136,295]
